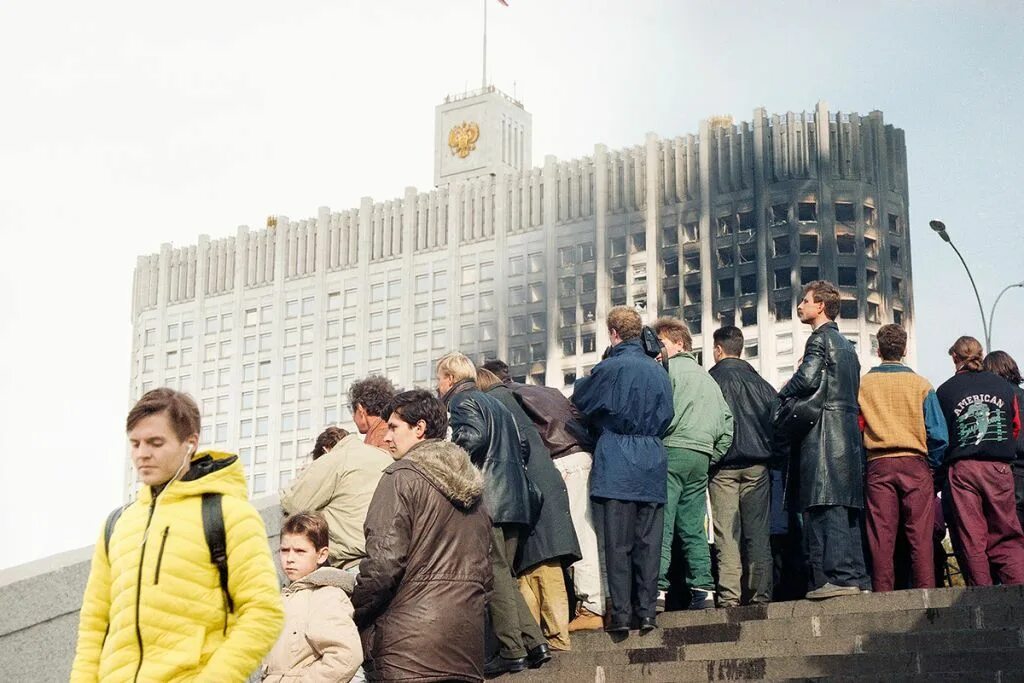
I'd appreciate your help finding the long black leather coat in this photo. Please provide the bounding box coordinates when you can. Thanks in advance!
[485,384,582,574]
[444,379,535,526]
[778,322,863,510]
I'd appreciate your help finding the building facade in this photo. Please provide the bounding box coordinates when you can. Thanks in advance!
[126,92,913,497]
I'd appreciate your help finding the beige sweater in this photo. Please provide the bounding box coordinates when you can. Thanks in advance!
[280,434,393,568]
[262,567,361,682]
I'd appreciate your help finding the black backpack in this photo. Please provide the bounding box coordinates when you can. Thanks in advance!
[104,493,235,622]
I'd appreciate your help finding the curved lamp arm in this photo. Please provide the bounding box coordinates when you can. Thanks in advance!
[988,282,1024,349]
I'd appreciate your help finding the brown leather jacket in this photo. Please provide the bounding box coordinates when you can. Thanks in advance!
[352,440,492,682]
[507,381,595,458]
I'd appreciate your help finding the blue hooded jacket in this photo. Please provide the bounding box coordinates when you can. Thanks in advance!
[572,339,674,503]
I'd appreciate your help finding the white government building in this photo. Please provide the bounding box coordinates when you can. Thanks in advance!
[127,88,914,497]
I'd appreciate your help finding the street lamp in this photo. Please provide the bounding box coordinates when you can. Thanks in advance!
[930,219,1023,352]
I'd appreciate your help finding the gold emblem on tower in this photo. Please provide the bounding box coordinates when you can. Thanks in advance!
[448,121,480,159]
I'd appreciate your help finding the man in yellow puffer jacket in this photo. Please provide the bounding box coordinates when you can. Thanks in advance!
[71,388,284,682]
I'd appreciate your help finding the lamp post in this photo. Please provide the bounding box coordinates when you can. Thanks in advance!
[929,219,1024,351]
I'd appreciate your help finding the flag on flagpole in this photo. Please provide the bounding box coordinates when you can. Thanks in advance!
[497,0,508,6]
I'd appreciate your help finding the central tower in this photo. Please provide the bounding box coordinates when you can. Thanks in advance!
[434,86,532,187]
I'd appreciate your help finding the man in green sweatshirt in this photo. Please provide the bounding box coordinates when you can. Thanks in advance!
[652,317,734,610]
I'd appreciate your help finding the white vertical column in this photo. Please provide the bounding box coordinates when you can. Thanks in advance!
[357,198,373,377]
[698,120,715,362]
[645,132,660,318]
[594,144,610,351]
[543,155,559,386]
[401,187,418,383]
[494,172,511,361]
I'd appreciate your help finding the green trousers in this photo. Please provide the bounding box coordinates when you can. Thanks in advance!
[658,447,714,591]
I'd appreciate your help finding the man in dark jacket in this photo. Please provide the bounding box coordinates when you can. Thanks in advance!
[778,281,869,599]
[353,390,492,683]
[478,368,581,651]
[937,337,1024,586]
[436,353,550,675]
[709,326,776,606]
[572,306,674,633]
[486,359,607,633]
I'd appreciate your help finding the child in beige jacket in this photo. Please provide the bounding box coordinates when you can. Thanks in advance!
[262,512,362,682]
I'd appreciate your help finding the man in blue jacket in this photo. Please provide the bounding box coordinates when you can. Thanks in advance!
[572,306,674,633]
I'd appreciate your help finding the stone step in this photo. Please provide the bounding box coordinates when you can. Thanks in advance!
[506,648,1024,682]
[766,583,1024,620]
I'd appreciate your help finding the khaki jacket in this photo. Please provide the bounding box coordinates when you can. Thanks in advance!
[262,567,362,682]
[281,434,393,568]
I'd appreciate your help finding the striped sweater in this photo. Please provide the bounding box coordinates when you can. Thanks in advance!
[857,362,948,466]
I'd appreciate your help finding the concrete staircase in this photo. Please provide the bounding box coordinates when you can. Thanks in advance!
[505,584,1024,681]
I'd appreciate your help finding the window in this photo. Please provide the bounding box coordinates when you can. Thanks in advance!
[867,302,881,323]
[239,447,251,469]
[388,280,402,299]
[685,254,701,273]
[582,302,596,322]
[240,419,253,438]
[738,243,756,264]
[414,303,429,323]
[631,232,646,252]
[432,329,447,349]
[580,243,595,262]
[564,371,577,386]
[864,205,876,227]
[838,267,857,287]
[717,247,734,267]
[480,262,494,281]
[181,320,194,338]
[281,412,296,432]
[526,252,543,273]
[256,416,268,436]
[460,326,476,344]
[663,258,679,278]
[799,234,818,254]
[511,316,527,336]
[744,343,759,359]
[685,284,702,304]
[834,202,855,223]
[324,406,338,425]
[685,314,702,335]
[741,307,757,327]
[370,283,385,303]
[369,311,383,331]
[530,312,545,333]
[559,277,576,298]
[582,333,596,354]
[866,269,878,290]
[888,213,902,234]
[894,309,904,325]
[343,317,357,336]
[738,211,755,231]
[302,297,315,316]
[260,332,272,351]
[200,424,213,444]
[837,233,856,254]
[166,350,178,369]
[611,267,626,287]
[864,237,878,258]
[286,299,299,318]
[775,301,792,321]
[415,333,428,352]
[771,203,789,226]
[892,277,903,297]
[386,338,400,358]
[664,287,680,307]
[683,222,699,242]
[890,246,901,265]
[204,342,216,360]
[773,236,791,257]
[800,267,819,285]
[562,337,577,355]
[777,333,794,354]
[261,305,273,323]
[610,236,627,257]
[414,362,428,382]
[840,299,859,319]
[327,291,341,311]
[325,348,339,367]
[530,342,545,361]
[559,246,577,267]
[203,317,217,335]
[740,274,757,296]
[797,201,817,221]
[433,300,447,318]
[774,268,790,290]
[719,278,735,298]
[258,388,270,407]
[220,313,232,331]
[414,274,430,294]
[215,423,228,443]
[717,216,735,236]
[326,320,340,339]
[258,360,271,380]
[299,353,312,372]
[325,376,339,396]
[387,309,401,328]
[528,282,544,304]
[203,369,216,388]
[509,286,525,306]
[461,264,477,285]
[282,384,297,403]
[369,341,383,360]
[241,391,254,409]
[511,346,527,364]
[719,310,736,327]
[244,336,257,355]
[662,226,678,246]
[479,291,494,312]
[218,367,230,386]
[254,444,268,464]
[433,271,448,290]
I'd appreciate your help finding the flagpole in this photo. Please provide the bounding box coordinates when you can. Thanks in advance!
[482,0,487,89]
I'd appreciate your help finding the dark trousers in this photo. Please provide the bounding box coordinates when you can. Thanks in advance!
[803,505,869,591]
[1014,463,1024,534]
[948,459,1024,586]
[865,456,936,592]
[597,498,664,624]
[488,524,545,659]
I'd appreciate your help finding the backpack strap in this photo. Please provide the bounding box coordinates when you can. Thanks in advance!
[201,493,234,615]
[103,505,126,560]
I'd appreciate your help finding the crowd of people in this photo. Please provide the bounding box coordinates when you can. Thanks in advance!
[71,278,1024,682]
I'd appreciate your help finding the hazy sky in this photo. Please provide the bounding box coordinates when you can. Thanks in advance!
[2,0,1022,571]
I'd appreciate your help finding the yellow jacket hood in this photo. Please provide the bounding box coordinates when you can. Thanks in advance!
[137,449,248,504]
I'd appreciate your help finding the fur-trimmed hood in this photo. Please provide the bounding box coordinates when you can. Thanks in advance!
[285,566,356,594]
[401,439,484,510]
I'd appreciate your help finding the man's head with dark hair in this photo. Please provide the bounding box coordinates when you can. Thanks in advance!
[383,389,449,458]
[311,426,350,460]
[984,350,1023,386]
[876,324,908,362]
[482,359,510,381]
[126,388,202,486]
[607,306,643,345]
[349,375,397,435]
[713,326,744,360]
[798,280,840,325]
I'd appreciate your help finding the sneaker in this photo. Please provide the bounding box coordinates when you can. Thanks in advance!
[805,582,861,600]
[568,606,604,632]
[655,590,667,614]
[688,588,715,610]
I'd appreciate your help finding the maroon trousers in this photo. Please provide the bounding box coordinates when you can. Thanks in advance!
[865,456,935,592]
[948,459,1024,586]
